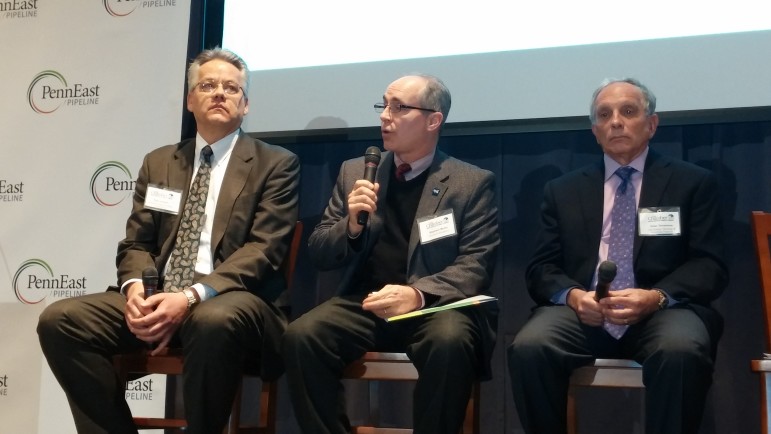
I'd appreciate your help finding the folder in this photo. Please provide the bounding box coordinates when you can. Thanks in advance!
[386,294,496,322]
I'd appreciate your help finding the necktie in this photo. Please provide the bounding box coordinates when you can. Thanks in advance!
[604,166,637,339]
[163,146,213,292]
[395,163,411,182]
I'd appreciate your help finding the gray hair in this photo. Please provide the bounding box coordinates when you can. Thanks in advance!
[187,48,249,95]
[589,78,656,124]
[414,74,452,128]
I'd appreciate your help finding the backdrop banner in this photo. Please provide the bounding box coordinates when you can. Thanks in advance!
[0,1,190,432]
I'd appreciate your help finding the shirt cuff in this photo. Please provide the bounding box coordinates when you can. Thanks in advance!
[120,278,141,296]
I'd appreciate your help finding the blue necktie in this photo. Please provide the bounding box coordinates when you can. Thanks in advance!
[604,166,637,339]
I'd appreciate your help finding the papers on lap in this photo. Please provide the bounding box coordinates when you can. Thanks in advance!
[385,294,497,322]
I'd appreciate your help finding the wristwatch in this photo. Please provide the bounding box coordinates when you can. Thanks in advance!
[182,288,198,310]
[655,289,669,310]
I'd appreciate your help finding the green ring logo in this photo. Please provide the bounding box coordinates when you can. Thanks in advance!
[91,161,134,207]
[13,259,53,304]
[103,0,139,17]
[27,70,66,114]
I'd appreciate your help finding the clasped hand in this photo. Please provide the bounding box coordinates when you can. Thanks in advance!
[124,282,189,355]
[568,288,660,327]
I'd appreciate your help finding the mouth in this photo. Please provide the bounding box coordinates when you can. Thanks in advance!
[210,104,228,113]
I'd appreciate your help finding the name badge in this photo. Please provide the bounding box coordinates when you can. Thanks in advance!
[638,207,681,236]
[145,185,182,215]
[418,209,457,244]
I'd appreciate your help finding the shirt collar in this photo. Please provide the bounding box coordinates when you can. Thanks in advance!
[195,129,240,164]
[604,146,648,182]
[394,150,435,181]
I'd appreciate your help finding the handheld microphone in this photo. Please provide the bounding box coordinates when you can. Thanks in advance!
[356,146,382,225]
[594,260,617,300]
[142,267,159,299]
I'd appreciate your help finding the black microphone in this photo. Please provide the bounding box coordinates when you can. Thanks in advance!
[142,267,159,299]
[356,146,382,225]
[594,260,617,300]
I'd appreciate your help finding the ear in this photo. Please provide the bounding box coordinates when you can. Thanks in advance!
[591,123,599,141]
[647,113,659,139]
[243,97,249,115]
[426,112,443,132]
[186,91,194,113]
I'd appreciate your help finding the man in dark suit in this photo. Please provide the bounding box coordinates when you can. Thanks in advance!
[37,48,299,434]
[507,78,727,434]
[282,74,499,434]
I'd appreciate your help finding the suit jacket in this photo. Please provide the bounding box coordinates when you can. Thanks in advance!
[116,133,300,303]
[308,150,500,372]
[526,149,728,340]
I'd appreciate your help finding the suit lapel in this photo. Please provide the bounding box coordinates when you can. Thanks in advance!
[580,163,605,250]
[408,151,450,262]
[211,135,253,252]
[635,150,673,258]
[161,141,196,260]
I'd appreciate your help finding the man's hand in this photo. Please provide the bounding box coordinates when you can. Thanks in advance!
[347,180,380,237]
[566,288,604,326]
[599,288,660,326]
[362,284,421,319]
[125,289,190,355]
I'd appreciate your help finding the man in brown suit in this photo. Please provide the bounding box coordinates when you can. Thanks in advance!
[37,48,299,434]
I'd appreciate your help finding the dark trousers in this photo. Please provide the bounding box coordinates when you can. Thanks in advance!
[282,295,483,434]
[507,305,715,434]
[37,290,286,434]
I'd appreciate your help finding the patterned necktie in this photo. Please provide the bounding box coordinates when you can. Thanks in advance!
[604,166,637,339]
[395,163,411,182]
[163,145,213,293]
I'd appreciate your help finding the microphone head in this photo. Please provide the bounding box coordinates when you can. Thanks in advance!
[598,260,617,283]
[364,146,381,165]
[142,267,159,284]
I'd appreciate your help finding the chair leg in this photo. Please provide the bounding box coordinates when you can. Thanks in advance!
[761,373,771,434]
[225,379,244,434]
[462,382,481,434]
[566,387,578,434]
[259,379,278,433]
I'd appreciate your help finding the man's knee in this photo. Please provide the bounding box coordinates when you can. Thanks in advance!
[37,299,74,343]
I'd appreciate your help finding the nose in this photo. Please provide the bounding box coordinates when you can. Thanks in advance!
[610,111,623,128]
[379,105,393,122]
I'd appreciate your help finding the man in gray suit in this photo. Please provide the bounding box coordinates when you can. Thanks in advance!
[282,74,500,434]
[37,48,299,434]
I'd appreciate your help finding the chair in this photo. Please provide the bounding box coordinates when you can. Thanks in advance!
[751,211,771,434]
[341,351,480,434]
[566,358,644,434]
[113,221,303,434]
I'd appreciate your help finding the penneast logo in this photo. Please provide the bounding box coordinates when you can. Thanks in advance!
[0,374,7,396]
[0,179,24,203]
[13,259,87,304]
[125,377,154,400]
[103,0,178,17]
[0,0,37,20]
[90,161,135,207]
[27,70,101,114]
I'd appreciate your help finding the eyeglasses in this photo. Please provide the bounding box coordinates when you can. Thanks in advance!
[196,80,244,95]
[374,103,437,114]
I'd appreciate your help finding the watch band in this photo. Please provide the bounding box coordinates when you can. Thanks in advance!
[182,288,198,309]
[655,289,669,310]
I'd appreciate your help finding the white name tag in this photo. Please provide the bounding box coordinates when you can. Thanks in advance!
[638,207,681,236]
[144,185,182,215]
[418,210,457,244]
